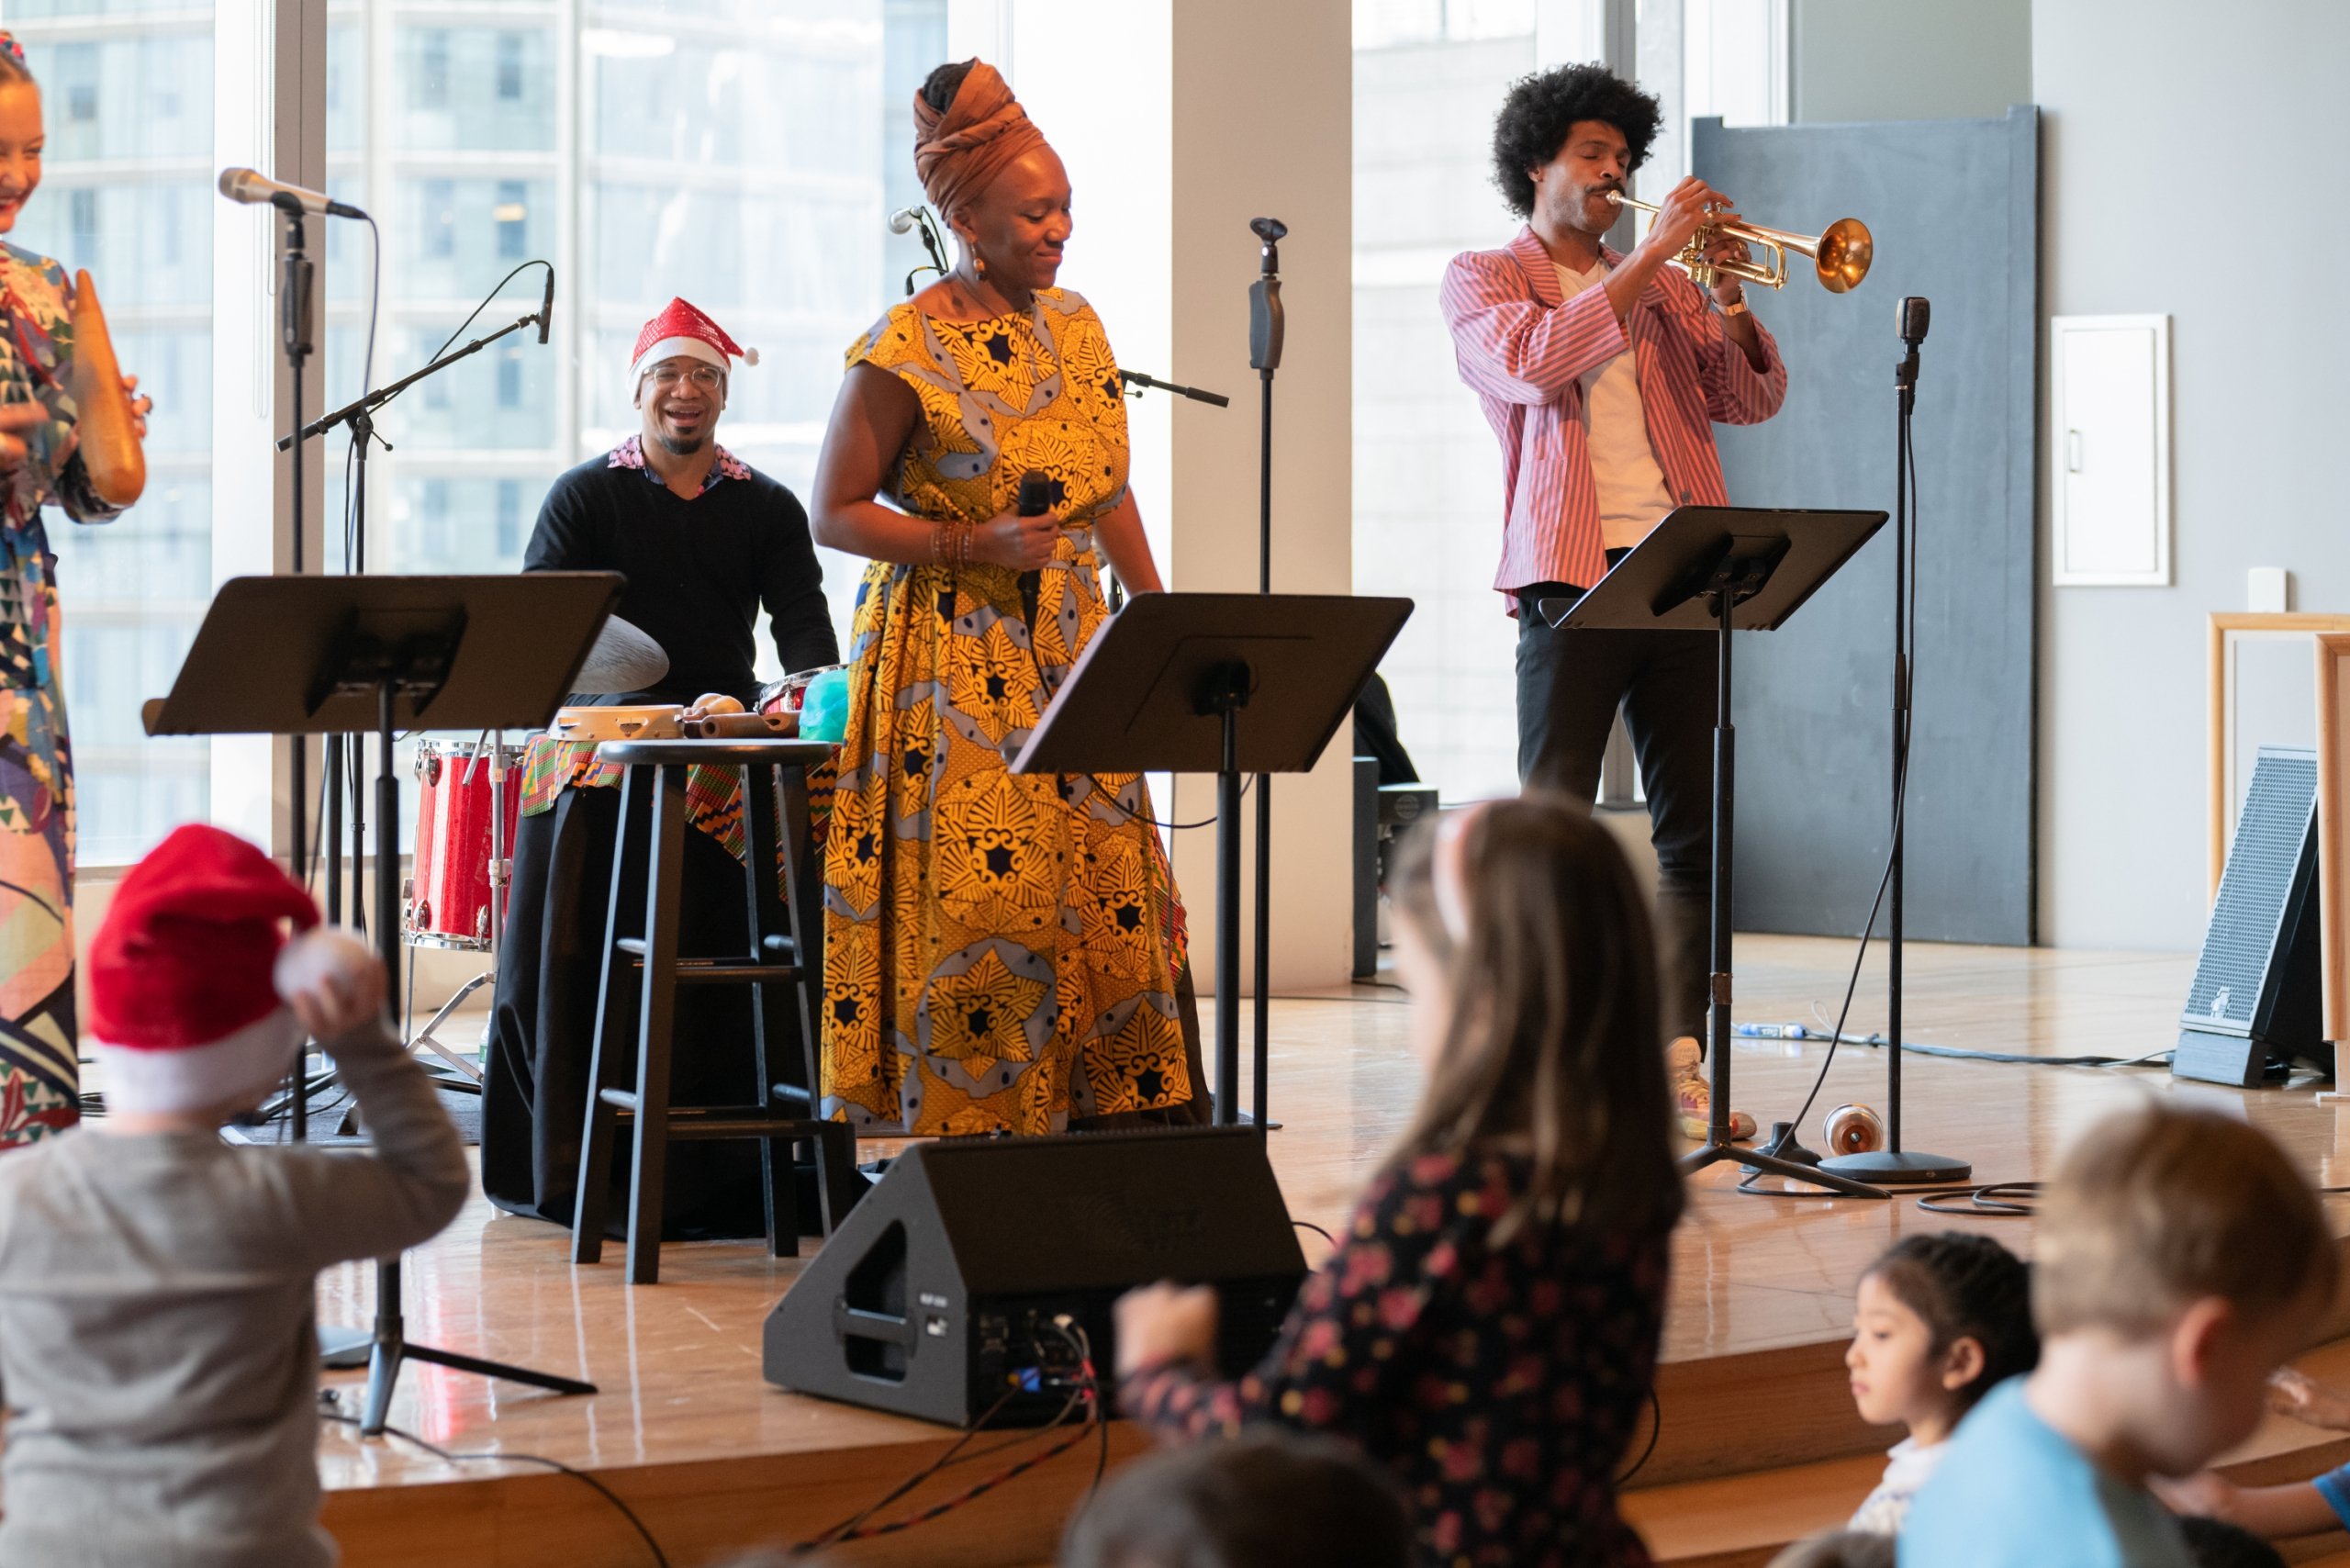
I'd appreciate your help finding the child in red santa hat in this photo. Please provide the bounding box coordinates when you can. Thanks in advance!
[0,823,468,1568]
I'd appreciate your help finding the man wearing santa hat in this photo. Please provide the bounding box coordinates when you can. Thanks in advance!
[482,297,840,1236]
[0,823,466,1568]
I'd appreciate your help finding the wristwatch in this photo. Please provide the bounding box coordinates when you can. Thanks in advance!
[1719,296,1751,318]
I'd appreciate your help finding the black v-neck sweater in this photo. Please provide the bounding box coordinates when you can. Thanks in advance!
[523,453,839,706]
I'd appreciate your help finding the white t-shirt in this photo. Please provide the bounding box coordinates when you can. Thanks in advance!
[1554,259,1676,552]
[1848,1435,1947,1535]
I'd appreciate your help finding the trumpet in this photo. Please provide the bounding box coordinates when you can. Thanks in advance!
[65,270,145,508]
[1606,190,1872,294]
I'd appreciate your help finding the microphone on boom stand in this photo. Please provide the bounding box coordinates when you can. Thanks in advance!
[1819,295,1969,1187]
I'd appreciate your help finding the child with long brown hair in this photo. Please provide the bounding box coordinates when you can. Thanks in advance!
[1115,795,1685,1567]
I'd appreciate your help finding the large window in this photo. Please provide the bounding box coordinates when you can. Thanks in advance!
[6,4,216,864]
[322,0,946,667]
[1351,1,1542,806]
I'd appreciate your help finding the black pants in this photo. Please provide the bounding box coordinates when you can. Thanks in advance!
[1515,577,1713,1042]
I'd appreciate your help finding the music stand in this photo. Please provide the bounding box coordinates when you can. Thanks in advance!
[1552,507,1887,1199]
[146,572,622,1432]
[1011,592,1413,1133]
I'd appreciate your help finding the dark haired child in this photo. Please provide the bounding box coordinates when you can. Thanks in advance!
[1114,796,1685,1568]
[1058,1429,1413,1568]
[1843,1233,2038,1533]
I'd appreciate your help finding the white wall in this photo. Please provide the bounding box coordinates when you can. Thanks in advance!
[1166,0,1356,991]
[1791,0,2029,123]
[2034,0,2350,948]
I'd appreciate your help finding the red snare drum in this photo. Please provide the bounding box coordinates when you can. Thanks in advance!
[405,738,523,951]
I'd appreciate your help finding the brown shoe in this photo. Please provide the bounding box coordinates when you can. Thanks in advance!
[1668,1036,1756,1142]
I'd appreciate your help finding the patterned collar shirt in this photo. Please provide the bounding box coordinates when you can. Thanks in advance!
[606,433,752,498]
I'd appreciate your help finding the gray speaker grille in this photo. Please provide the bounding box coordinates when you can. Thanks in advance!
[2184,749,2318,1032]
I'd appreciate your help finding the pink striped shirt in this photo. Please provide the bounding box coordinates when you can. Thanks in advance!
[1439,226,1787,605]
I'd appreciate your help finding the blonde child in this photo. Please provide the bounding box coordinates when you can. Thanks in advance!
[1900,1105,2336,1568]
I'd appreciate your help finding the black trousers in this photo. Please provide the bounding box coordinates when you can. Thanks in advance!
[1515,578,1714,1042]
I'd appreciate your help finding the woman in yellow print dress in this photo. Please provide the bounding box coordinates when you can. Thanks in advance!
[811,59,1198,1135]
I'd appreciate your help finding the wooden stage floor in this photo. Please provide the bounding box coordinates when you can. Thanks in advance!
[315,936,2350,1566]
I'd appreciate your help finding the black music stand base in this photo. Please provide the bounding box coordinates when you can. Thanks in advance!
[1676,585,1883,1200]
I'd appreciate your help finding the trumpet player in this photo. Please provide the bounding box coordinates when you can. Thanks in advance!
[1439,62,1785,1142]
[0,33,150,1152]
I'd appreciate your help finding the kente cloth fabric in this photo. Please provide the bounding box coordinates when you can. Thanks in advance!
[912,61,1050,221]
[821,289,1192,1136]
[0,242,127,1151]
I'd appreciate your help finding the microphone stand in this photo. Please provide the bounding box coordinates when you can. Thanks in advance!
[275,307,568,1406]
[1243,217,1286,1137]
[284,308,547,974]
[1820,299,1968,1186]
[275,194,314,1141]
[1115,368,1231,613]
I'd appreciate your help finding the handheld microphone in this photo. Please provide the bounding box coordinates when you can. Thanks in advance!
[537,263,554,346]
[217,167,368,220]
[1016,469,1052,629]
[1248,217,1287,375]
[1017,470,1052,517]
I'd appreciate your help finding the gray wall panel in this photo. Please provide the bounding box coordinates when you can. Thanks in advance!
[1695,107,2037,943]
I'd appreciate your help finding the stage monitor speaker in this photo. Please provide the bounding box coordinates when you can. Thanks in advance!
[2175,745,2331,1087]
[763,1126,1307,1428]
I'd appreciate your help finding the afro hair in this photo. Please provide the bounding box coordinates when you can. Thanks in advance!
[1490,63,1663,218]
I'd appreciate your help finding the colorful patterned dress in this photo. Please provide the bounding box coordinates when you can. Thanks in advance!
[1124,1148,1673,1568]
[0,243,126,1148]
[822,288,1192,1135]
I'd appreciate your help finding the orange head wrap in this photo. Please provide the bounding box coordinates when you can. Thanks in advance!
[912,61,1053,223]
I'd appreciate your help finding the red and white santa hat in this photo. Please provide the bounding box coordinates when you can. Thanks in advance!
[629,297,758,390]
[89,823,372,1117]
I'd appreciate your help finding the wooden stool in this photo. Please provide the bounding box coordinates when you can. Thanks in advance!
[572,738,856,1283]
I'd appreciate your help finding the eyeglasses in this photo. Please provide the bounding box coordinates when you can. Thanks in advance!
[646,364,724,391]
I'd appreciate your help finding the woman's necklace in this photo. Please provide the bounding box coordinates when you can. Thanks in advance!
[949,267,1030,320]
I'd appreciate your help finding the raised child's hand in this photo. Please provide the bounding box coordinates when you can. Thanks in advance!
[2149,1470,2240,1523]
[2267,1365,2350,1431]
[274,927,388,1041]
[1113,1281,1219,1378]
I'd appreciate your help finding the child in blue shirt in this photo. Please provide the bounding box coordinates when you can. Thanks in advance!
[1900,1105,2336,1568]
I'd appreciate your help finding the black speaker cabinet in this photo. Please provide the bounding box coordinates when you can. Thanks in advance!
[763,1126,1307,1427]
[2175,745,2331,1087]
